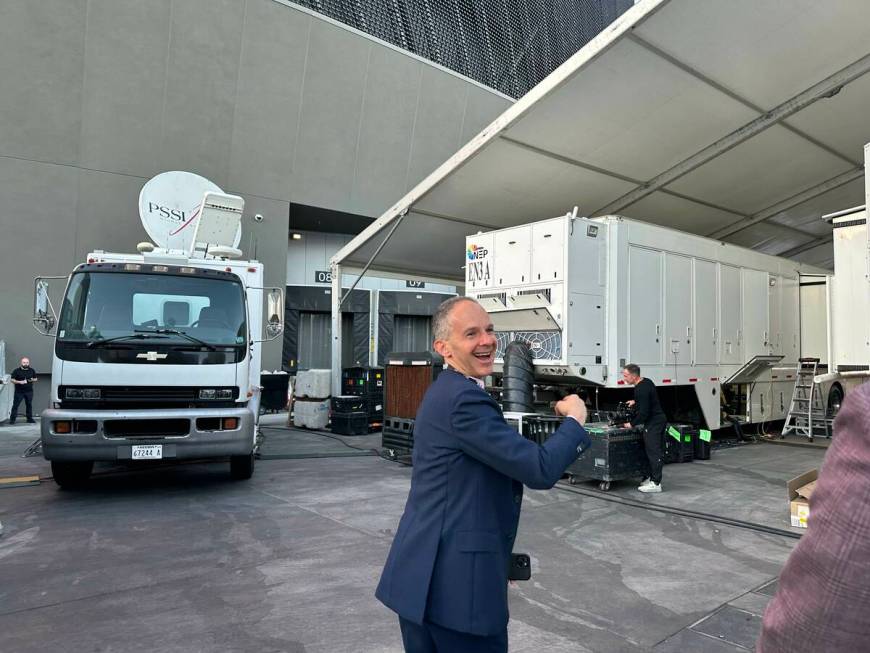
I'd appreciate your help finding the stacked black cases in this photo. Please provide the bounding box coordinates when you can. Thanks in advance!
[341,366,385,427]
[521,417,647,490]
[382,416,415,455]
[330,395,369,435]
[664,424,696,463]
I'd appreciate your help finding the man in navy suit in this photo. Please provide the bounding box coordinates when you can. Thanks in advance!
[376,296,591,652]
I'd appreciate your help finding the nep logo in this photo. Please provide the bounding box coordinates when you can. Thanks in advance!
[467,244,488,260]
[466,243,492,284]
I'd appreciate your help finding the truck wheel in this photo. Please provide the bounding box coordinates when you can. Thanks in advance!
[230,453,255,480]
[51,461,93,489]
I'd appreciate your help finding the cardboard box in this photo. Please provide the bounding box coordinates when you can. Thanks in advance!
[787,469,818,528]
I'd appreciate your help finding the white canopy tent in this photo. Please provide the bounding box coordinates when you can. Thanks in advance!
[329,0,870,392]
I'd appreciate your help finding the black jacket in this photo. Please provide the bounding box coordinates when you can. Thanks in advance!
[11,367,36,394]
[630,377,665,427]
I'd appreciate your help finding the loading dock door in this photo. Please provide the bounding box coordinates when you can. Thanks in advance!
[393,315,433,353]
[298,312,354,369]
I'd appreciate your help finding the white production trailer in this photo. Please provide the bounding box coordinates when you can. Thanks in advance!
[465,213,828,430]
[786,142,870,434]
[796,203,870,420]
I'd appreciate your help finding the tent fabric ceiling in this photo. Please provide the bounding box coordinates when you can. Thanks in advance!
[335,0,870,279]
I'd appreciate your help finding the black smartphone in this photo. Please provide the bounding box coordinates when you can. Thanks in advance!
[508,553,531,581]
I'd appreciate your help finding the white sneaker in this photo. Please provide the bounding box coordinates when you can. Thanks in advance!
[637,478,652,491]
[638,481,662,493]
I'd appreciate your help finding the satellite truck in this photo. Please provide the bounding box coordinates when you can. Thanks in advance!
[32,171,284,488]
[464,211,831,432]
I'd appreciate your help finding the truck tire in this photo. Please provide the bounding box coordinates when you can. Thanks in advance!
[52,461,93,489]
[230,453,255,480]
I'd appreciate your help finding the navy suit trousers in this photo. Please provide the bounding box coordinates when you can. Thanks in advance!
[399,617,507,653]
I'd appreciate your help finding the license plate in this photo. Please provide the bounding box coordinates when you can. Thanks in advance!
[131,444,163,460]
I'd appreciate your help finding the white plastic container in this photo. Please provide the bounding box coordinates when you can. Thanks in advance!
[293,398,330,429]
[294,369,331,399]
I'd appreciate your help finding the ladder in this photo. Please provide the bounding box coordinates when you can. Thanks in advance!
[781,358,831,441]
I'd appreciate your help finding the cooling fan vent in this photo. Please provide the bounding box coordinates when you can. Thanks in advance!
[495,330,561,360]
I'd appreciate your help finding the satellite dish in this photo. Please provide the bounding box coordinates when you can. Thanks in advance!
[138,171,242,250]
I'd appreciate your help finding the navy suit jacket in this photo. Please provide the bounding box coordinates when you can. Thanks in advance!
[376,369,591,636]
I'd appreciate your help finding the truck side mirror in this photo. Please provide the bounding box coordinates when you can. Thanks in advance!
[264,288,284,340]
[33,278,57,336]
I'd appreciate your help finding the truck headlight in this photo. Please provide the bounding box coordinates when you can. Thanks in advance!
[199,388,233,399]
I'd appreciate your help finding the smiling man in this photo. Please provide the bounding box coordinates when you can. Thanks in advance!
[376,296,591,652]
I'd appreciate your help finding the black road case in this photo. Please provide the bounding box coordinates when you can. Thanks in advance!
[521,417,647,491]
[664,424,695,464]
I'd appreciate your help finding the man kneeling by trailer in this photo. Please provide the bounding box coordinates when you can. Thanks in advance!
[622,364,666,493]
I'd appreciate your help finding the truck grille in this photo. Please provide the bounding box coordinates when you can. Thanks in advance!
[103,387,198,401]
[59,386,239,409]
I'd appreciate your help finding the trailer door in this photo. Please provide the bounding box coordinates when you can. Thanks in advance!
[720,265,742,364]
[628,247,662,366]
[693,259,718,365]
[665,254,692,366]
[742,268,770,358]
[780,276,799,363]
[768,274,782,356]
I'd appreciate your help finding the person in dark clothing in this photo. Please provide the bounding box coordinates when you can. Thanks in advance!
[9,357,37,424]
[622,363,666,493]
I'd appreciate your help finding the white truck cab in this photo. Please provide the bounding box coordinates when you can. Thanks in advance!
[33,173,284,487]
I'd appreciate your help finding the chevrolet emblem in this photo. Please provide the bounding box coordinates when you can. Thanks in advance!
[136,351,168,361]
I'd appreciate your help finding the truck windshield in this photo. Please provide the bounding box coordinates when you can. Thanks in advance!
[57,271,247,347]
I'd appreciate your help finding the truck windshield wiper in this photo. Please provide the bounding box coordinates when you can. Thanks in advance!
[86,333,169,348]
[135,328,217,351]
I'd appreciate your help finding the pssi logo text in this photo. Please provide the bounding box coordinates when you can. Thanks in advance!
[148,202,187,222]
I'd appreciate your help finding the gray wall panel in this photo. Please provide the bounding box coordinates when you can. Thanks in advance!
[0,158,80,371]
[159,0,245,187]
[0,1,86,165]
[351,47,422,216]
[73,170,154,261]
[460,89,511,143]
[405,67,469,190]
[291,19,371,210]
[228,0,311,199]
[79,0,172,177]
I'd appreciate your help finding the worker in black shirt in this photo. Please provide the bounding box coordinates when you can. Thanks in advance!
[9,357,37,424]
[622,363,666,493]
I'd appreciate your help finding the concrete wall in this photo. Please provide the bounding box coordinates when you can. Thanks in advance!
[0,0,512,377]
